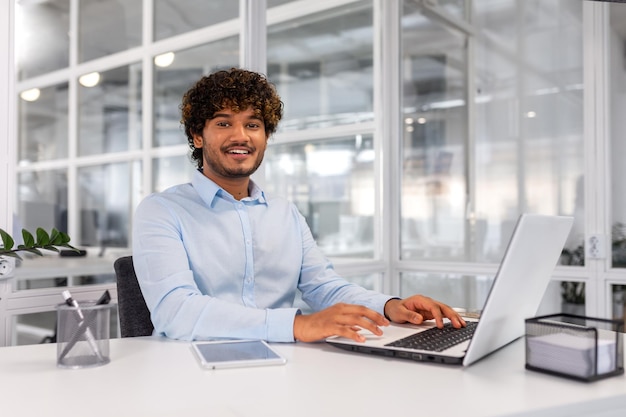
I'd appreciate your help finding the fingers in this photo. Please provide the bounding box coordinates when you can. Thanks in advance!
[431,304,466,328]
[293,303,390,343]
[427,302,466,328]
[334,304,389,338]
[390,306,425,325]
[443,306,466,328]
[334,325,369,343]
[391,296,467,328]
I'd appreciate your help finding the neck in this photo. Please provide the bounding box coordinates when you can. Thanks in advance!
[203,170,250,200]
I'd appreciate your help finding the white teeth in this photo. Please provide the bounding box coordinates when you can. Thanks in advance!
[228,149,249,154]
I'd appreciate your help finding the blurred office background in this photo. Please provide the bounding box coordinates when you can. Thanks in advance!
[1,0,626,345]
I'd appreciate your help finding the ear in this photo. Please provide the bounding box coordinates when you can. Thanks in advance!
[192,133,203,148]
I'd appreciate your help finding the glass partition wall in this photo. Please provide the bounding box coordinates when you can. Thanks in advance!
[609,1,626,323]
[6,0,626,346]
[9,0,243,345]
[264,1,376,260]
[399,0,588,314]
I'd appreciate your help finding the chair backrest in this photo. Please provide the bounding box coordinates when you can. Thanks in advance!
[114,256,154,337]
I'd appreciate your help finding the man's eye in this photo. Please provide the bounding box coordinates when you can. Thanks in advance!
[216,122,230,127]
[248,123,260,128]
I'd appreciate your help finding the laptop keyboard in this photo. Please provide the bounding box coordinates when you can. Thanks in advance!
[385,321,478,352]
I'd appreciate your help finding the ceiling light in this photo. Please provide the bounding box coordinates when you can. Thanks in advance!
[154,52,175,68]
[20,88,40,102]
[79,72,100,87]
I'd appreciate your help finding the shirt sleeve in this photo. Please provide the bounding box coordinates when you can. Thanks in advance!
[294,209,395,314]
[132,194,299,343]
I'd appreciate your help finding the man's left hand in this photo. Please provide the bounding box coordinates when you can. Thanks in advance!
[383,295,466,329]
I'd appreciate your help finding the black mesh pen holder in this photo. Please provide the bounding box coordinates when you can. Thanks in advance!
[525,313,624,382]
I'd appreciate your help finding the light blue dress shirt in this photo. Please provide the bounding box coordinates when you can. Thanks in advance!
[132,170,393,342]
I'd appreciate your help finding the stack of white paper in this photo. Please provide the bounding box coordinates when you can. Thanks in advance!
[527,332,616,378]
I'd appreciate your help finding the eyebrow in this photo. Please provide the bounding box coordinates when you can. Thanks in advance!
[212,112,233,119]
[211,112,263,122]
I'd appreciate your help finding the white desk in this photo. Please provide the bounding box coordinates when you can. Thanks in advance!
[13,256,115,281]
[1,336,625,417]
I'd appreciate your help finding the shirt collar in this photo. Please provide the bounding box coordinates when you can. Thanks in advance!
[192,169,268,207]
[247,180,267,204]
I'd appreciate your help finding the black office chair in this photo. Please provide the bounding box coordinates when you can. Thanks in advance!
[113,256,154,337]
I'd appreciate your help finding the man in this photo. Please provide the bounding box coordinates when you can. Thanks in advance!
[132,67,465,343]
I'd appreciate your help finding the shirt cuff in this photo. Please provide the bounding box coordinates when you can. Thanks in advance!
[383,297,401,320]
[266,308,301,342]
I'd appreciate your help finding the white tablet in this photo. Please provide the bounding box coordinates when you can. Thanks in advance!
[191,339,287,369]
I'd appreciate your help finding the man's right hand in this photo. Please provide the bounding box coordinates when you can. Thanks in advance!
[293,303,390,343]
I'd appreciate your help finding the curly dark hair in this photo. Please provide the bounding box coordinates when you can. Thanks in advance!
[180,68,284,169]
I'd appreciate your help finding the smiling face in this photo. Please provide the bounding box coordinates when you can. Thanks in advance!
[192,107,268,190]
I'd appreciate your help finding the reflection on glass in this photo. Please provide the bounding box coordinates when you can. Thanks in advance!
[614,223,626,268]
[154,0,238,41]
[435,0,467,19]
[18,83,69,163]
[18,170,68,234]
[15,0,70,80]
[268,0,296,7]
[560,280,585,316]
[400,1,468,262]
[400,0,585,263]
[612,284,626,322]
[78,161,141,248]
[78,0,142,63]
[267,1,374,131]
[475,1,584,264]
[78,63,142,156]
[265,135,375,258]
[609,2,626,268]
[153,155,196,192]
[14,311,56,346]
[154,38,239,147]
[345,273,380,291]
[402,273,570,316]
[400,272,494,312]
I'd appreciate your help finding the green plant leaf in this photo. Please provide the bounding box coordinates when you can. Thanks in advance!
[59,231,71,245]
[22,229,35,248]
[0,228,15,251]
[42,245,60,253]
[1,227,79,259]
[36,228,50,246]
[49,228,62,245]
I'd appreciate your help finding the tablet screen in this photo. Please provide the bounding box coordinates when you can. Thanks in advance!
[191,340,287,369]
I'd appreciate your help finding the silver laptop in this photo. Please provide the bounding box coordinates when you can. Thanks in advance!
[326,214,574,366]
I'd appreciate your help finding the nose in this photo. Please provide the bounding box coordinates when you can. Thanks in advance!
[230,122,249,142]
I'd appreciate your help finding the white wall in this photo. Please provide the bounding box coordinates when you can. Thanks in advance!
[0,0,15,233]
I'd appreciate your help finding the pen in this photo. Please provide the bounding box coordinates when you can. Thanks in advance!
[61,290,105,361]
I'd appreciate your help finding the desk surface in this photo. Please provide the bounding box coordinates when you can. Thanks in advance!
[1,336,625,417]
[13,255,116,280]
